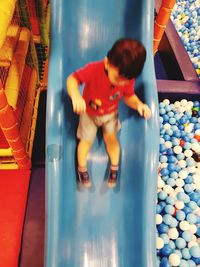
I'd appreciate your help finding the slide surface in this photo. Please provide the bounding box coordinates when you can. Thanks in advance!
[46,1,159,266]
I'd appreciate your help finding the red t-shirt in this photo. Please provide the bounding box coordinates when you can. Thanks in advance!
[73,60,135,116]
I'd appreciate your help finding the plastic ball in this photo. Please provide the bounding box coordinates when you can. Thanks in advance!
[175,238,186,249]
[182,248,191,260]
[156,214,163,225]
[157,223,169,234]
[168,228,179,240]
[189,246,200,258]
[186,213,197,224]
[156,236,164,249]
[161,244,173,257]
[160,257,172,267]
[179,221,190,231]
[182,230,193,242]
[169,253,181,266]
[174,146,183,154]
[176,210,186,221]
[175,200,185,210]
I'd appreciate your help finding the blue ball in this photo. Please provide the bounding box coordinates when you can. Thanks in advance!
[160,168,169,176]
[176,210,186,221]
[173,130,181,138]
[168,155,177,163]
[190,246,200,258]
[166,148,174,156]
[175,238,186,249]
[170,171,178,179]
[169,117,176,125]
[160,257,171,267]
[156,204,162,213]
[157,223,169,234]
[165,196,175,205]
[167,178,176,187]
[191,256,200,265]
[161,244,173,257]
[163,214,173,225]
[186,213,197,224]
[189,192,200,202]
[182,230,193,242]
[179,259,190,267]
[163,114,169,122]
[182,248,191,260]
[160,144,167,153]
[183,207,192,216]
[160,155,168,163]
[184,184,193,193]
[160,233,170,244]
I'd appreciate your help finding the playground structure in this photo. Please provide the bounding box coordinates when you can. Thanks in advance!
[0,0,199,267]
[0,0,49,169]
[0,1,49,267]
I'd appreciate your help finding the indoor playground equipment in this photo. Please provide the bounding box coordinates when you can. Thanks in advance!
[46,0,159,266]
[0,1,49,266]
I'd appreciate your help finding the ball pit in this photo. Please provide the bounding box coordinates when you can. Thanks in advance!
[157,99,200,266]
[171,0,200,78]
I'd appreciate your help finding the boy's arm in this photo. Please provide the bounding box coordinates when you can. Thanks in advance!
[66,74,86,114]
[124,94,151,119]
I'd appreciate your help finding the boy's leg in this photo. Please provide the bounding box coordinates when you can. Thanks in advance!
[77,139,93,168]
[103,132,120,166]
[77,139,93,187]
[103,132,120,188]
[77,112,97,187]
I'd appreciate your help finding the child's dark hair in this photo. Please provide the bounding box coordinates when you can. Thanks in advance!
[107,38,146,79]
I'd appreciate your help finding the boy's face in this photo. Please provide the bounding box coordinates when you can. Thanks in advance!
[104,58,132,87]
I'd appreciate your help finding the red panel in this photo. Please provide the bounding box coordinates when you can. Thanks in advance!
[0,170,30,267]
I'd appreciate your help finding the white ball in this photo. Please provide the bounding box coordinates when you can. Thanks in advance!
[175,200,184,210]
[193,174,200,184]
[174,101,180,108]
[168,228,179,240]
[169,253,181,266]
[178,160,186,168]
[178,170,188,179]
[188,166,196,174]
[156,214,163,225]
[185,125,193,133]
[165,141,172,148]
[191,142,200,153]
[163,99,170,106]
[161,163,168,168]
[184,149,193,158]
[158,178,165,189]
[180,99,188,106]
[164,123,171,130]
[188,241,198,248]
[179,221,190,231]
[163,185,173,194]
[176,179,185,187]
[174,146,182,154]
[156,237,164,249]
[189,224,197,234]
[174,187,184,194]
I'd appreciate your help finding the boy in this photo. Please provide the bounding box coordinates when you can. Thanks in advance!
[66,38,151,188]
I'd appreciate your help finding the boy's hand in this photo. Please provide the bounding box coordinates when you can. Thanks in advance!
[137,103,151,119]
[72,95,86,114]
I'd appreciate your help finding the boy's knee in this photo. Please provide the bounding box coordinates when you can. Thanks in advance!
[103,133,119,145]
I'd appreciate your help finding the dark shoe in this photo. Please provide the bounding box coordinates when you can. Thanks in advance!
[107,169,118,188]
[78,170,91,188]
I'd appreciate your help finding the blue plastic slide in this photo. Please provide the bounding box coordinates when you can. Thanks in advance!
[46,0,159,266]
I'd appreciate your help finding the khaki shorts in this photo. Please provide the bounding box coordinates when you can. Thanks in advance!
[77,111,121,142]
